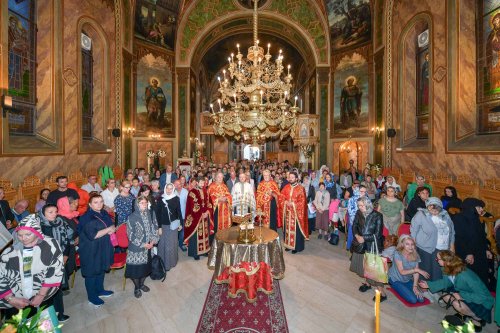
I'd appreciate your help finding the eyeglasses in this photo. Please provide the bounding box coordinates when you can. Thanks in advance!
[124,186,131,189]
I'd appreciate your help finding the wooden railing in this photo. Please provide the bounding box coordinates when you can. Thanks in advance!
[1,165,123,212]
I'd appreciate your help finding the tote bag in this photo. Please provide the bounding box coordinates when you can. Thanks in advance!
[363,236,388,283]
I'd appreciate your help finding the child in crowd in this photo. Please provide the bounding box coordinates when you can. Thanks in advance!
[130,178,141,197]
[381,234,398,261]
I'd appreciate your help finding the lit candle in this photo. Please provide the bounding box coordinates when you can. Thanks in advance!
[287,65,291,76]
[375,290,380,333]
[233,94,237,103]
[237,43,240,54]
[210,103,214,114]
[294,96,298,107]
[218,98,222,111]
[267,43,270,54]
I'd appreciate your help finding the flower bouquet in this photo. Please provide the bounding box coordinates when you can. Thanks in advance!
[157,149,166,158]
[146,150,156,158]
[1,306,62,333]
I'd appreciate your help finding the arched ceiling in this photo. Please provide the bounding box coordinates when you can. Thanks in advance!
[176,0,330,67]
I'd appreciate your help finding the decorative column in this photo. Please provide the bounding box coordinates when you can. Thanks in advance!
[176,68,190,158]
[316,67,330,165]
[293,114,320,171]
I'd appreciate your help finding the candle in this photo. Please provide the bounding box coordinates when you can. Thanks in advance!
[210,103,214,114]
[294,96,298,107]
[375,290,380,333]
[267,43,270,54]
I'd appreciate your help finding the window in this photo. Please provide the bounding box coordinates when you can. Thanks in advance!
[7,0,36,135]
[416,28,429,139]
[81,33,93,140]
[477,2,500,134]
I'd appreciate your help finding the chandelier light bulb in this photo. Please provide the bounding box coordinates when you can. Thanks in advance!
[294,96,298,107]
[267,43,270,53]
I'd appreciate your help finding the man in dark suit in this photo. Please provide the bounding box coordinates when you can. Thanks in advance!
[225,171,238,193]
[0,187,15,230]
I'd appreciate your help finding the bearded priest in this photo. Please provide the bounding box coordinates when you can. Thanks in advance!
[184,177,212,260]
[256,169,282,231]
[281,171,308,253]
[207,172,232,241]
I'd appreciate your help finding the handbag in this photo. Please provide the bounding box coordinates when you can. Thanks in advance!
[95,215,117,247]
[329,229,339,245]
[363,236,388,283]
[169,219,180,231]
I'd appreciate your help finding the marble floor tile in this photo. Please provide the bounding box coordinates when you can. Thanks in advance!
[62,233,497,332]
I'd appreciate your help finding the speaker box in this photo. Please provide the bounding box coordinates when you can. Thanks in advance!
[111,128,121,137]
[387,128,396,138]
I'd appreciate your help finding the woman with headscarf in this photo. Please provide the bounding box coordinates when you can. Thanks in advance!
[78,195,115,307]
[349,196,385,301]
[383,175,401,196]
[410,197,455,282]
[440,186,462,212]
[405,186,430,221]
[0,214,63,319]
[38,204,73,322]
[125,195,159,298]
[452,198,492,289]
[156,184,181,271]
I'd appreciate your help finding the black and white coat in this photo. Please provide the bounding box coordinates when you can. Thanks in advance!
[0,236,63,308]
[126,208,159,266]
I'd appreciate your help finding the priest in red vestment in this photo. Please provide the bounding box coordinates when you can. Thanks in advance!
[207,172,232,241]
[184,177,212,260]
[281,171,308,253]
[256,169,282,231]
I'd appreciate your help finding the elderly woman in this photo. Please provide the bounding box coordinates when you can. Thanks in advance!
[78,195,116,307]
[383,176,401,196]
[378,186,405,235]
[388,235,429,304]
[349,197,385,301]
[419,250,493,330]
[126,195,159,298]
[313,182,330,240]
[410,197,455,282]
[39,204,73,322]
[157,184,181,271]
[0,215,63,319]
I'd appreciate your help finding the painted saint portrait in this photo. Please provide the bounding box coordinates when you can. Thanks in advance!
[134,0,176,50]
[326,0,371,52]
[333,53,369,136]
[136,54,173,134]
[477,3,500,134]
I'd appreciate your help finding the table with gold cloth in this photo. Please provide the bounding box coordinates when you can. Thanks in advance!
[207,226,285,302]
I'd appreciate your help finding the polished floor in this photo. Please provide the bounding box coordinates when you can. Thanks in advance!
[63,233,497,333]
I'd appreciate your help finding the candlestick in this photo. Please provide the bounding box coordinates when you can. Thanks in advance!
[375,290,380,333]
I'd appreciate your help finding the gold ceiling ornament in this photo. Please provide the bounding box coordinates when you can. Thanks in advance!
[210,0,300,145]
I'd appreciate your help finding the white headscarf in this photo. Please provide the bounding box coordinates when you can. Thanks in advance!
[162,183,176,204]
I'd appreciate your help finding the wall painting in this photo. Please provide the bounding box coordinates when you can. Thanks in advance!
[136,53,173,135]
[333,53,369,136]
[134,0,176,50]
[326,0,371,52]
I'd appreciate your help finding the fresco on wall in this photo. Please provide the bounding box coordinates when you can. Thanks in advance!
[478,2,500,134]
[136,53,173,133]
[333,53,369,136]
[326,0,371,52]
[134,0,176,50]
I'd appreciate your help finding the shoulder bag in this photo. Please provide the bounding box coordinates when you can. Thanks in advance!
[363,235,388,283]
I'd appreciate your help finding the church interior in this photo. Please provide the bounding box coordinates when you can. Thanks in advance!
[1,0,500,332]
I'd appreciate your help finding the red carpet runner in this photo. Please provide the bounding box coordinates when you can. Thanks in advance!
[196,279,289,333]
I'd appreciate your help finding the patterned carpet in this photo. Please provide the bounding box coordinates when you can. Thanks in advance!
[196,279,289,333]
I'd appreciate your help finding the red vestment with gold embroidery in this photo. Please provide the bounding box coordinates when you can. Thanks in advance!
[280,183,309,250]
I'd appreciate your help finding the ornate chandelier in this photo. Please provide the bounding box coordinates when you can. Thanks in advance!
[210,0,300,145]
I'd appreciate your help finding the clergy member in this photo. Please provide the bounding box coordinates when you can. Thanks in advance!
[184,177,212,260]
[281,171,308,253]
[207,172,232,241]
[231,173,256,216]
[256,169,282,231]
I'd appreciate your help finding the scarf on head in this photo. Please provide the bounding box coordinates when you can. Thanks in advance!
[14,214,44,246]
[38,210,72,253]
[57,197,79,219]
[162,183,177,205]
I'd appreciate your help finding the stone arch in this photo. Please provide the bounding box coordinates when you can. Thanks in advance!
[175,0,330,68]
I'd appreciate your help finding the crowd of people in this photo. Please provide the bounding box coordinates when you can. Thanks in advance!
[0,160,498,331]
